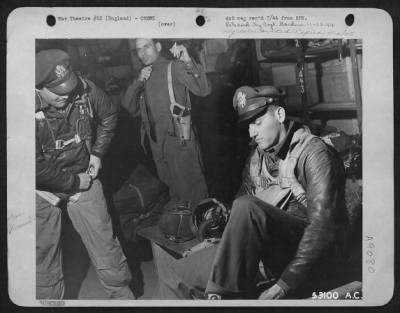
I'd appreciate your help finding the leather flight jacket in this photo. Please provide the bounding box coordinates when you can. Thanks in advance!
[238,121,347,293]
[36,78,118,194]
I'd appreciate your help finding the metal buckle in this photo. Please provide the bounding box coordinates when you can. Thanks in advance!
[55,140,66,150]
[55,137,77,150]
[170,102,188,118]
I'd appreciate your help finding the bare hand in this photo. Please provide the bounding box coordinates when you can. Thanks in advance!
[87,154,102,179]
[138,66,152,82]
[169,43,191,63]
[258,284,286,300]
[78,173,92,191]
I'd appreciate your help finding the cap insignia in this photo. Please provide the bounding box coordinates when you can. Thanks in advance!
[54,65,67,78]
[237,91,247,108]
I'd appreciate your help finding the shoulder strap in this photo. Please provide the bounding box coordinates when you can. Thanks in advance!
[167,62,176,104]
[167,62,189,116]
[74,78,93,118]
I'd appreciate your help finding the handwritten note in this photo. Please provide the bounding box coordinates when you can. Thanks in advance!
[223,14,355,38]
[8,212,35,235]
[52,10,356,38]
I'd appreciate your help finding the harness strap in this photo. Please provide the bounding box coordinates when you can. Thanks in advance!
[39,90,92,153]
[129,184,145,208]
[55,135,80,150]
[167,62,175,105]
[251,127,318,209]
[167,62,191,144]
[279,130,317,207]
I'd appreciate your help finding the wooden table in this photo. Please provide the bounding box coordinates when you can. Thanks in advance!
[138,224,200,258]
[137,224,203,299]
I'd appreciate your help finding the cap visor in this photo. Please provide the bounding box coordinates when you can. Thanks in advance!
[237,106,268,124]
[48,72,79,95]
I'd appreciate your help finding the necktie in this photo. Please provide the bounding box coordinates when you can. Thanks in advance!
[137,83,157,142]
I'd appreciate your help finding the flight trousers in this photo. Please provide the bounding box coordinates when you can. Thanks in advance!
[36,180,134,300]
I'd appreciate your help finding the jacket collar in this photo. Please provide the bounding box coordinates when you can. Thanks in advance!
[35,77,89,116]
[263,120,303,160]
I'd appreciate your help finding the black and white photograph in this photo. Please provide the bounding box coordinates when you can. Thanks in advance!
[7,7,394,307]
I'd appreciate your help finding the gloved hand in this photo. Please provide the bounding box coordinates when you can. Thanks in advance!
[87,154,101,179]
[78,172,92,190]
[71,172,92,202]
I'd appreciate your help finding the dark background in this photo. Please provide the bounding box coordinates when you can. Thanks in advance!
[34,36,362,203]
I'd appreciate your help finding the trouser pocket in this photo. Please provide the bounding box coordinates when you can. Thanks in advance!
[93,252,132,288]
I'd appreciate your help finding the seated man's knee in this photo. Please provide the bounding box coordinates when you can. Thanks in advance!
[231,195,256,217]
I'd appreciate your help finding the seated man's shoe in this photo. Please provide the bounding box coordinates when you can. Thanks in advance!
[207,293,222,300]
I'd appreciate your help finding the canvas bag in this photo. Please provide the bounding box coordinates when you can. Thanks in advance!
[113,164,169,242]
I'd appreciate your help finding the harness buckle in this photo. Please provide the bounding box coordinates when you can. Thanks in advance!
[170,102,189,118]
[55,137,77,150]
[55,140,66,150]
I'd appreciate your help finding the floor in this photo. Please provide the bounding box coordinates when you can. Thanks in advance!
[61,210,162,300]
[78,259,160,300]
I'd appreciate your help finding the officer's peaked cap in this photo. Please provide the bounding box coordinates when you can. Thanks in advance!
[233,85,286,123]
[36,49,78,95]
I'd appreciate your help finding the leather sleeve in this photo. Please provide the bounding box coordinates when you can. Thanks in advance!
[88,81,119,158]
[278,138,345,293]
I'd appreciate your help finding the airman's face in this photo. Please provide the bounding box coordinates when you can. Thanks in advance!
[135,38,160,65]
[248,108,283,150]
[37,87,69,109]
